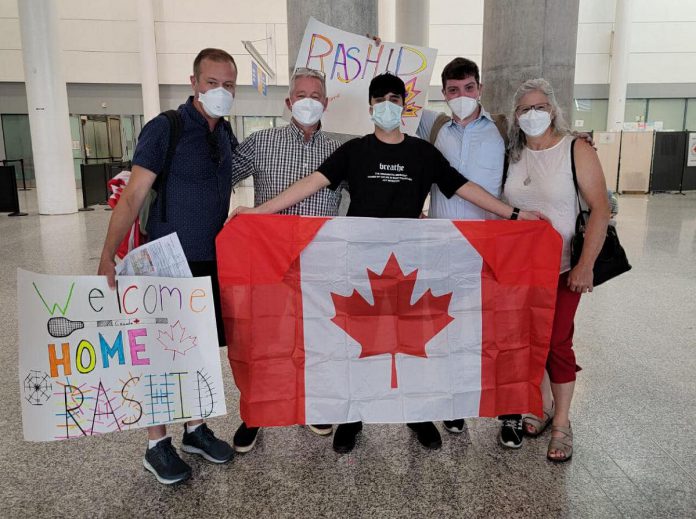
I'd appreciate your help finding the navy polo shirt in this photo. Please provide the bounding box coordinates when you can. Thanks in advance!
[133,97,238,261]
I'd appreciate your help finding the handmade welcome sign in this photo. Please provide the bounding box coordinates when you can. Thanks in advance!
[294,17,437,135]
[17,270,226,442]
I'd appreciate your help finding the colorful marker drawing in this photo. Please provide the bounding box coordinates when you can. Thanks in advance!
[295,17,437,136]
[18,269,227,442]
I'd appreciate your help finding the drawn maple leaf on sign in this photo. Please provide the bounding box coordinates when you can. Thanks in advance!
[330,253,454,389]
[156,320,198,360]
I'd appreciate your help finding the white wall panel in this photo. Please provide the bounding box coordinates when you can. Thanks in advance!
[274,24,288,55]
[631,22,696,53]
[0,50,24,81]
[61,20,139,52]
[574,53,610,84]
[429,25,482,56]
[155,22,267,55]
[576,23,612,54]
[0,0,18,17]
[632,0,696,22]
[152,0,286,24]
[58,0,137,21]
[430,0,483,25]
[578,0,615,23]
[0,17,20,49]
[62,51,139,84]
[628,53,696,84]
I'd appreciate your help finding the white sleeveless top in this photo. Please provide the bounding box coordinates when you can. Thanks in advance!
[503,135,578,273]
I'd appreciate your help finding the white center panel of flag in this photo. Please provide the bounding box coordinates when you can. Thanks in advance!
[300,218,484,424]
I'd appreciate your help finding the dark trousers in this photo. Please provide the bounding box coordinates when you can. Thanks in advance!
[188,260,226,347]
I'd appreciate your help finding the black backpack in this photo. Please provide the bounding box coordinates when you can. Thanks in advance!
[142,109,234,225]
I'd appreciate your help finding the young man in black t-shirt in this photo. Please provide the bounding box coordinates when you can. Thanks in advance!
[230,73,543,454]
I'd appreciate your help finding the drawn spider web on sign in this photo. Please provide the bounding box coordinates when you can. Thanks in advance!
[23,370,52,405]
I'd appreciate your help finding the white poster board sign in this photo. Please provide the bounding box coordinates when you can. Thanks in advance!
[294,17,437,135]
[688,133,696,167]
[18,269,226,442]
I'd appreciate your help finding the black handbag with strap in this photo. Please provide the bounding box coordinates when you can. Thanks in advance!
[569,139,631,286]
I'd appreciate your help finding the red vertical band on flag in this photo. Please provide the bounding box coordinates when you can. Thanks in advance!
[216,215,330,426]
[453,221,562,418]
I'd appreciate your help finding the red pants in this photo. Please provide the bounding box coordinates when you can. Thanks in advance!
[547,272,582,384]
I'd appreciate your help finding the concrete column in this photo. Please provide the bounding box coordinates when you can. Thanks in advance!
[286,0,378,76]
[481,0,580,119]
[137,0,161,123]
[17,0,78,215]
[395,0,429,47]
[606,0,633,131]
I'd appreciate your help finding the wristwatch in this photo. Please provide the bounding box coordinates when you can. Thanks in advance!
[510,207,520,220]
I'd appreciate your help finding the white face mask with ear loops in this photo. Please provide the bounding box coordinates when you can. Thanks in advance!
[518,110,552,137]
[291,98,324,126]
[198,87,234,118]
[447,96,478,120]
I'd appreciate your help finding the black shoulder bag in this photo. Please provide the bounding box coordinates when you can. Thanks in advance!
[569,139,631,286]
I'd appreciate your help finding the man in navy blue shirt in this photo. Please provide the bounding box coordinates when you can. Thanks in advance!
[98,48,237,485]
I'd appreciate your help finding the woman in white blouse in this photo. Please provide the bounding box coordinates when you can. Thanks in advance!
[501,78,610,462]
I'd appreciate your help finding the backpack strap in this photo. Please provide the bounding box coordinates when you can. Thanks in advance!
[155,109,183,223]
[491,113,511,186]
[429,113,452,145]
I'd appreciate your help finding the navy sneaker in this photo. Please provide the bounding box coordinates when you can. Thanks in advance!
[333,422,363,453]
[233,422,260,453]
[181,423,234,463]
[407,422,442,449]
[143,437,192,485]
[499,414,523,449]
[443,419,466,434]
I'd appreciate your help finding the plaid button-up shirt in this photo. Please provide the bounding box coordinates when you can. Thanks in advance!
[231,122,343,216]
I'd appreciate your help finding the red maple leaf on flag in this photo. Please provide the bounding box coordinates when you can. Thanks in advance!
[330,253,454,389]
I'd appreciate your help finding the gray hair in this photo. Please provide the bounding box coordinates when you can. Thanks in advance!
[508,78,570,163]
[289,68,327,98]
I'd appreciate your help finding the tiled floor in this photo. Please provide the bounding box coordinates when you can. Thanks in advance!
[1,191,695,518]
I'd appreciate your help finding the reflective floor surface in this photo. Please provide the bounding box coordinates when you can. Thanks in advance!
[1,191,695,518]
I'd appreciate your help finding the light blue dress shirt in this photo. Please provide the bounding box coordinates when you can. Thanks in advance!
[417,108,505,220]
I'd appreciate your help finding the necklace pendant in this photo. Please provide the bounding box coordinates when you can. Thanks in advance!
[523,176,531,186]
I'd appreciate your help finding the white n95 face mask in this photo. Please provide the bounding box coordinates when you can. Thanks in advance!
[371,101,403,131]
[198,87,234,118]
[518,109,552,137]
[291,98,324,126]
[447,96,478,120]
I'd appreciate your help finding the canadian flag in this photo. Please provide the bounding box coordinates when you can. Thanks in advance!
[217,216,561,427]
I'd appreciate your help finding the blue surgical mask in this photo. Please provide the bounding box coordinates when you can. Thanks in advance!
[371,101,403,131]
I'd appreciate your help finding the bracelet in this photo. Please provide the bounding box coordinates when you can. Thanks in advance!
[510,207,520,220]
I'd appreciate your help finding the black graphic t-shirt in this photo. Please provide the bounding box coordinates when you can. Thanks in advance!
[318,134,468,218]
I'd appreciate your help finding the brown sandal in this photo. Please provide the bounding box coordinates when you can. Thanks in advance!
[523,402,555,437]
[547,424,573,462]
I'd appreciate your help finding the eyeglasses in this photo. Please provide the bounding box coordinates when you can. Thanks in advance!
[292,67,326,80]
[206,131,220,166]
[515,103,551,116]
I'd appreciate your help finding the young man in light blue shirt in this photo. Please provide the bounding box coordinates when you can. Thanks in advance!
[417,57,518,444]
[417,57,507,221]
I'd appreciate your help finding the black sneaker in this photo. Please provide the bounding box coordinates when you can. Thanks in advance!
[233,422,260,453]
[443,419,466,434]
[181,423,234,463]
[499,414,523,449]
[407,422,442,449]
[143,437,192,485]
[307,424,333,436]
[333,422,363,453]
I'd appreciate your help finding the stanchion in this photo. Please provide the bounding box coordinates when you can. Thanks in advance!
[0,165,27,216]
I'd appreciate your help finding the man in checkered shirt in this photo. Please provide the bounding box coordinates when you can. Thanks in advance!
[230,68,344,217]
[229,67,342,453]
